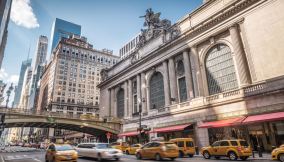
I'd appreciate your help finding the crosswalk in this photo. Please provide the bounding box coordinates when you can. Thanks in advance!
[1,154,42,162]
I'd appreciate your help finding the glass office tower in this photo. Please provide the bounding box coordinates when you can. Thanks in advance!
[50,18,81,53]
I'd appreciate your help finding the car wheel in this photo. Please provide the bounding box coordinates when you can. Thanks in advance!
[228,151,238,161]
[279,154,284,162]
[136,153,142,160]
[240,156,249,161]
[170,157,176,161]
[188,154,193,158]
[155,153,162,161]
[203,151,211,159]
[125,150,129,155]
[179,151,184,157]
[115,158,120,161]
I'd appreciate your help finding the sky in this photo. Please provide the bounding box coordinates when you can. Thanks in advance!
[0,0,203,106]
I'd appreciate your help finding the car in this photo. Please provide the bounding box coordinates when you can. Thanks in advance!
[109,141,129,152]
[136,141,179,161]
[45,143,78,162]
[75,143,123,161]
[169,138,195,158]
[201,139,252,161]
[125,144,142,155]
[272,144,284,162]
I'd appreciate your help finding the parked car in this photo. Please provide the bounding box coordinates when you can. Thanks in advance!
[272,144,284,162]
[45,143,78,162]
[109,141,129,152]
[169,138,195,158]
[136,141,179,161]
[75,143,123,161]
[201,139,252,161]
[125,144,142,155]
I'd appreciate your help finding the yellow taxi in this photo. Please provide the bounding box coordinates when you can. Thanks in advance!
[45,143,78,162]
[109,142,129,152]
[201,139,252,161]
[272,144,284,162]
[136,141,179,161]
[125,144,142,155]
[169,138,195,158]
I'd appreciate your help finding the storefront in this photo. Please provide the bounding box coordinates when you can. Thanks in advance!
[154,124,195,141]
[199,112,284,152]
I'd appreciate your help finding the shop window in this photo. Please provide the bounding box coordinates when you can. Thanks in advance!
[149,72,165,109]
[116,88,125,118]
[205,44,238,95]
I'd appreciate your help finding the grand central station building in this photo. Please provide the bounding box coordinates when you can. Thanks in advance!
[98,0,284,151]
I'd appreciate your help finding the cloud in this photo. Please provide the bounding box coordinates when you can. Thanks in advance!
[0,69,19,85]
[11,0,40,29]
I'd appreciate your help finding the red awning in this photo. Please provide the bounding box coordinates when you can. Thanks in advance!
[242,112,284,124]
[153,124,191,133]
[118,131,138,137]
[198,117,245,128]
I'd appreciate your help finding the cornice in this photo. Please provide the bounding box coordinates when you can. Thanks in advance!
[98,0,264,88]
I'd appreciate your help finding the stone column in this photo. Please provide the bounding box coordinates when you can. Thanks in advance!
[107,89,111,116]
[110,88,115,116]
[229,24,251,87]
[146,85,151,112]
[123,82,128,118]
[191,46,204,96]
[111,88,116,117]
[141,72,147,113]
[137,74,141,112]
[168,58,178,103]
[163,61,170,107]
[128,80,133,117]
[183,50,194,99]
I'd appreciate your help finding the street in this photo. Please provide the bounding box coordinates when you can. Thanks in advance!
[0,151,274,162]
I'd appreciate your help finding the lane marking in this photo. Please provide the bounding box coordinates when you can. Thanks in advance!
[0,155,4,162]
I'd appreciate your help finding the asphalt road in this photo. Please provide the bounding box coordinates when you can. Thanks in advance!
[0,151,274,162]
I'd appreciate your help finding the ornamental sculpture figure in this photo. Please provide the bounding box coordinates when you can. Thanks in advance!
[137,8,172,49]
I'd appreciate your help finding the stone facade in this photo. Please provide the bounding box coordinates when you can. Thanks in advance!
[98,0,284,149]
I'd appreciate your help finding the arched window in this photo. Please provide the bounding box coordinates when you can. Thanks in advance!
[116,88,124,118]
[150,72,165,109]
[205,44,238,95]
[176,60,187,102]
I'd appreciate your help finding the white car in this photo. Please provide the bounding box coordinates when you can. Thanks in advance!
[76,143,123,161]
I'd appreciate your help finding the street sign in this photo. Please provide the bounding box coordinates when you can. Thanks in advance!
[46,117,55,123]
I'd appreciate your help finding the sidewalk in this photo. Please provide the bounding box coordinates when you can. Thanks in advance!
[195,152,271,160]
[0,146,44,153]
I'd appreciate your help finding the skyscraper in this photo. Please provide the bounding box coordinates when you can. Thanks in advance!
[0,0,12,68]
[28,36,48,109]
[13,59,32,108]
[34,35,48,69]
[50,18,81,54]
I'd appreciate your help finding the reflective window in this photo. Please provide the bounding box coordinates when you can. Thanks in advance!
[176,60,187,102]
[150,72,165,109]
[117,88,124,118]
[205,44,238,95]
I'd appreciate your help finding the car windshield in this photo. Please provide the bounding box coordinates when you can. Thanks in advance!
[239,141,249,147]
[55,145,74,151]
[165,143,177,149]
[96,144,111,149]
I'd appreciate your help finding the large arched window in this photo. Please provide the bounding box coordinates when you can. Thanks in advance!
[205,44,238,95]
[116,88,124,118]
[176,60,187,102]
[150,72,165,109]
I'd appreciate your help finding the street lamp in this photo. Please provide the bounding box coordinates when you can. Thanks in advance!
[5,83,14,108]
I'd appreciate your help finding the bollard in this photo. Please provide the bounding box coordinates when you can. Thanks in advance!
[257,146,262,157]
[195,146,199,155]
